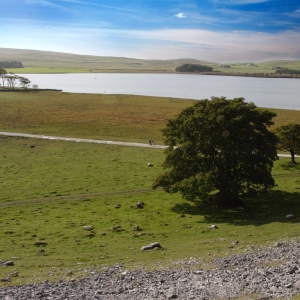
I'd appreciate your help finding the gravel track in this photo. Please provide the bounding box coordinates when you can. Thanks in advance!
[0,131,297,158]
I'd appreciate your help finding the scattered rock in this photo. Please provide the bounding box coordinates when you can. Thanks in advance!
[133,225,141,231]
[37,249,45,255]
[33,240,48,247]
[8,272,19,277]
[286,214,295,219]
[2,241,300,299]
[2,261,14,267]
[83,225,94,231]
[147,163,153,167]
[135,201,144,208]
[29,144,35,148]
[141,242,162,251]
[166,288,177,299]
[208,225,218,229]
[115,204,121,209]
[111,226,123,232]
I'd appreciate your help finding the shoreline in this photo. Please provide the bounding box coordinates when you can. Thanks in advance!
[1,69,300,78]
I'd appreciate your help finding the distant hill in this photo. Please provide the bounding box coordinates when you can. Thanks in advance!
[0,48,213,73]
[0,48,299,76]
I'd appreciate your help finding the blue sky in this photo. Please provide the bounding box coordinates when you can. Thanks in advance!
[1,0,300,62]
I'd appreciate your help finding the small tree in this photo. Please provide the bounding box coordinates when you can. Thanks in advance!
[5,73,19,90]
[276,123,300,164]
[153,97,278,207]
[0,68,7,87]
[18,76,31,90]
[32,84,39,90]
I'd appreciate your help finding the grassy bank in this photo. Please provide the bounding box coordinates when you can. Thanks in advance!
[0,91,299,144]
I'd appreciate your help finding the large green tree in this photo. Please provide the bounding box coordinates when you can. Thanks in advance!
[276,123,300,164]
[153,97,278,207]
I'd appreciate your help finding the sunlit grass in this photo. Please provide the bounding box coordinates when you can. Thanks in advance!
[0,135,300,288]
[0,91,299,144]
[0,91,300,298]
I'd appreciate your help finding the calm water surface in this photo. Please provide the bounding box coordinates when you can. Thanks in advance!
[26,73,300,110]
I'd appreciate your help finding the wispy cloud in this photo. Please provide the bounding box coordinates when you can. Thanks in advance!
[213,0,270,4]
[24,0,67,10]
[2,20,299,62]
[174,12,187,19]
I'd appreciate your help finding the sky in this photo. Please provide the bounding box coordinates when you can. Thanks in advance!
[1,0,300,62]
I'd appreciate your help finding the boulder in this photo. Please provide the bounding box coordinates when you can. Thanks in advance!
[209,225,218,229]
[83,225,94,231]
[141,242,162,251]
[286,214,295,219]
[135,202,144,208]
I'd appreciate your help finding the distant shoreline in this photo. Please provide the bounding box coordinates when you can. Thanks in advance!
[0,88,62,92]
[2,69,300,78]
[175,71,300,79]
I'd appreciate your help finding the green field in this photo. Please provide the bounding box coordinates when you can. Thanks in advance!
[0,91,299,144]
[0,91,300,300]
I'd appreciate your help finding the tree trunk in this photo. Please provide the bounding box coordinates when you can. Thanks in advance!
[216,185,241,207]
[290,150,297,164]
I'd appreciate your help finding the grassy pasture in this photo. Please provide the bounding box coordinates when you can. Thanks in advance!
[0,136,300,288]
[0,91,299,144]
[0,91,195,144]
[0,91,300,298]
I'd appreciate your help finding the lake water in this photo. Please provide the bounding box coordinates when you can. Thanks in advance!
[25,73,300,110]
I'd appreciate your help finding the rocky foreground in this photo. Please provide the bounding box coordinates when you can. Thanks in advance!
[1,240,300,299]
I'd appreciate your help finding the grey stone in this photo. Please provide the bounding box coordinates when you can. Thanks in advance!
[141,242,162,251]
[2,240,300,299]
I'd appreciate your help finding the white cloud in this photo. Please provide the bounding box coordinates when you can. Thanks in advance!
[174,12,187,19]
[1,19,300,62]
[108,28,300,61]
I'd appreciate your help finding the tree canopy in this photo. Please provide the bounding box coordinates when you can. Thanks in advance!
[18,76,31,90]
[175,64,213,73]
[153,97,278,207]
[276,123,300,164]
[0,61,23,68]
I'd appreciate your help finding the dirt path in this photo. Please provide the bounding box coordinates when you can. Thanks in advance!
[0,131,296,157]
[0,131,167,149]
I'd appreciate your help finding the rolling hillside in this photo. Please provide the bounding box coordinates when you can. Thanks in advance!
[1,47,300,76]
[0,48,213,73]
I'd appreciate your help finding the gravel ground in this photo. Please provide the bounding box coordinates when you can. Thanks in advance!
[1,240,300,299]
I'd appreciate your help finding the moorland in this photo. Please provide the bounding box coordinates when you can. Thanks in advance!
[0,90,300,299]
[1,47,300,78]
